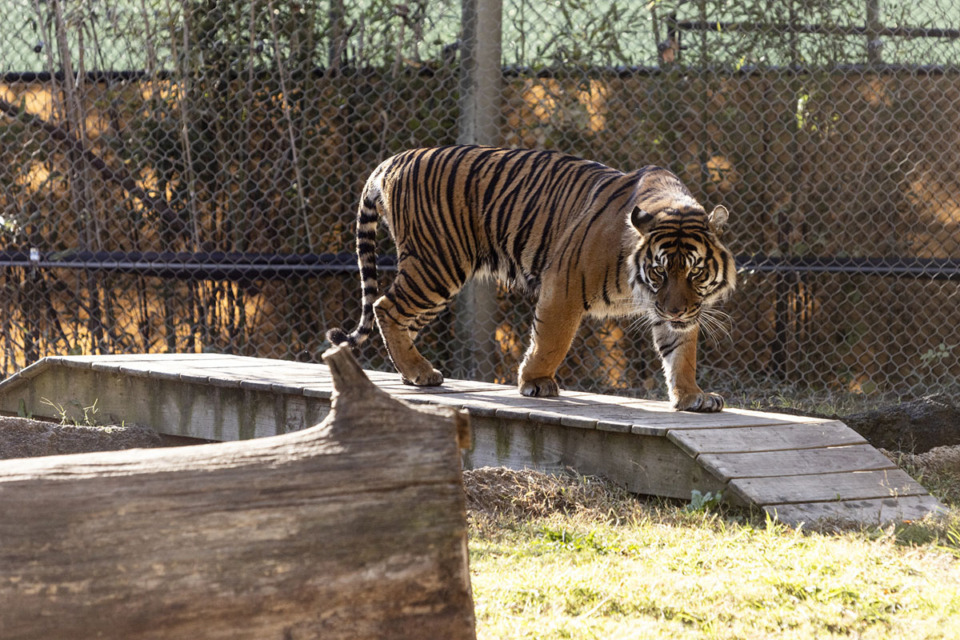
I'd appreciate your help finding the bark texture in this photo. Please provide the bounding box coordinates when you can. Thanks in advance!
[0,346,475,640]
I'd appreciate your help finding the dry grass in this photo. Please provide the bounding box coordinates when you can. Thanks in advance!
[463,467,639,523]
[885,446,960,508]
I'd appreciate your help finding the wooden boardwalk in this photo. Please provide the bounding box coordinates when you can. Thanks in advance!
[0,353,945,526]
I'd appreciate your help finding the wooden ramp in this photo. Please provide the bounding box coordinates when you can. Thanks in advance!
[0,354,945,526]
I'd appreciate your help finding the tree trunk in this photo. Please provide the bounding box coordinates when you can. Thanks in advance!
[0,346,475,640]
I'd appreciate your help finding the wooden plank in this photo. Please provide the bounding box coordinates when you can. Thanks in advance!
[99,361,272,382]
[522,393,831,422]
[407,387,573,403]
[698,444,896,481]
[660,409,830,430]
[668,421,865,456]
[402,392,670,434]
[58,355,336,386]
[532,392,661,407]
[188,366,332,387]
[89,361,331,398]
[405,390,829,435]
[55,353,223,363]
[0,364,330,441]
[403,391,557,418]
[60,354,274,374]
[641,410,825,429]
[375,381,511,395]
[143,360,311,374]
[145,356,270,367]
[195,362,329,376]
[729,468,928,505]
[415,389,635,410]
[765,494,947,526]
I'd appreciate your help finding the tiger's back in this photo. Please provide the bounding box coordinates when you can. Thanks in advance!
[327,145,736,411]
[377,146,624,291]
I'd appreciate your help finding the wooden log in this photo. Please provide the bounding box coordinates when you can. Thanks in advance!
[0,346,476,640]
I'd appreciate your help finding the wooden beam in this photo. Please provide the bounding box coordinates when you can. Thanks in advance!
[668,421,866,456]
[729,468,928,505]
[765,495,947,526]
[698,444,896,481]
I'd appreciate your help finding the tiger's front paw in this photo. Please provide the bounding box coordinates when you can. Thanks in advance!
[673,390,725,413]
[519,377,560,397]
[401,367,444,387]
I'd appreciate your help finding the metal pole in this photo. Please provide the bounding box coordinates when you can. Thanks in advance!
[457,0,502,381]
[459,0,502,146]
[866,0,883,65]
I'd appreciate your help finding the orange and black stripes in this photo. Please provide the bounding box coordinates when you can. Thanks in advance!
[325,145,735,411]
[327,145,634,346]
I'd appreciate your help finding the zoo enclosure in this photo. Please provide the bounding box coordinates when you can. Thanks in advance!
[0,0,958,406]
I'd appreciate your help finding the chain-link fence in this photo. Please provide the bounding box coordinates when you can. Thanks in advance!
[1,0,958,409]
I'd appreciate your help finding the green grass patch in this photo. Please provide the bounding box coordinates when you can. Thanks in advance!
[466,470,960,640]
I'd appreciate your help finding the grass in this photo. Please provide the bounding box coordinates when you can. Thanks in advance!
[465,469,960,640]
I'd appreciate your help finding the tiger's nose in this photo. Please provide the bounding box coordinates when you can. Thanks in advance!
[656,303,685,319]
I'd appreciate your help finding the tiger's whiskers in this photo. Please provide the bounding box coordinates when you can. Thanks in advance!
[698,308,732,347]
[627,311,658,334]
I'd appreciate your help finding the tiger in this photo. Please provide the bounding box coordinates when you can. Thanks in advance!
[326,145,736,412]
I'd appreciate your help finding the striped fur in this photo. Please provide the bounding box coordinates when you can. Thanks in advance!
[326,145,736,411]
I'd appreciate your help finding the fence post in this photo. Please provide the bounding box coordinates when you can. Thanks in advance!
[456,0,502,381]
[866,0,883,65]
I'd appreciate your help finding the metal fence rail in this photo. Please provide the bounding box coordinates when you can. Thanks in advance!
[1,0,958,408]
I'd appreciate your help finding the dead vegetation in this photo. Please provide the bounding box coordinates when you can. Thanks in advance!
[884,445,960,507]
[463,467,641,523]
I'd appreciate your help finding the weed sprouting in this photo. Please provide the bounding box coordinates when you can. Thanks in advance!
[40,397,105,427]
[687,489,724,513]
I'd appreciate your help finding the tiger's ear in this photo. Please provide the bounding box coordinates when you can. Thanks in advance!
[708,205,729,235]
[630,207,656,234]
[627,165,669,234]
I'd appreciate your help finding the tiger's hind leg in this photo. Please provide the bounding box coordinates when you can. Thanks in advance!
[373,270,456,387]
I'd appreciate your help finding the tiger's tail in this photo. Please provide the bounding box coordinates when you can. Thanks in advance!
[325,180,382,349]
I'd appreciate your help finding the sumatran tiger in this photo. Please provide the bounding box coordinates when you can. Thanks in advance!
[326,145,736,412]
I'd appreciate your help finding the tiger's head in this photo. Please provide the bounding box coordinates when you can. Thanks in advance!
[626,167,737,334]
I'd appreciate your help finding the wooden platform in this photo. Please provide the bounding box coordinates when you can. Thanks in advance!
[0,354,946,526]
